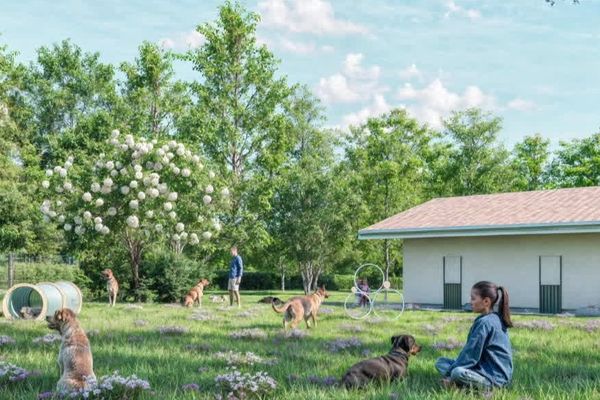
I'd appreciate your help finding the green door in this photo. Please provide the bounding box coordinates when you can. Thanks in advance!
[443,256,462,309]
[539,256,562,314]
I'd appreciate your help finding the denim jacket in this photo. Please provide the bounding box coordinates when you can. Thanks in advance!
[448,312,513,386]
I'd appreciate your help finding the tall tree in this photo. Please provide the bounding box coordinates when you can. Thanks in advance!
[120,42,190,139]
[343,109,436,281]
[511,133,551,191]
[24,39,119,166]
[546,133,600,188]
[438,108,514,196]
[180,1,293,254]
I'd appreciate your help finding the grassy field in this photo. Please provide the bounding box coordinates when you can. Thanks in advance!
[2,291,600,399]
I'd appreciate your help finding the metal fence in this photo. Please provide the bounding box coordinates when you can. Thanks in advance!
[0,253,77,290]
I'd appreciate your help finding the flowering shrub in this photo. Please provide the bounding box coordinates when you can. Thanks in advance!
[325,337,363,353]
[421,323,443,336]
[0,336,16,347]
[181,383,200,392]
[215,368,277,399]
[281,329,307,340]
[337,323,364,333]
[576,319,600,333]
[307,375,338,387]
[0,361,37,386]
[39,130,230,296]
[229,328,267,340]
[50,372,151,399]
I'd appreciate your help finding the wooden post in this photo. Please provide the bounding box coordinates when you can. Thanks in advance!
[7,252,15,288]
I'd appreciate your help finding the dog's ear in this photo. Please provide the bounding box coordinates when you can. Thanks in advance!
[61,308,76,323]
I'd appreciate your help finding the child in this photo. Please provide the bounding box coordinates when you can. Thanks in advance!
[435,281,513,390]
[357,278,370,308]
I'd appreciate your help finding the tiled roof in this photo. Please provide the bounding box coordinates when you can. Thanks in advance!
[360,186,600,236]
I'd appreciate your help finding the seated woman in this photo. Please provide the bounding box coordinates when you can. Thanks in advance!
[357,278,370,308]
[435,281,513,391]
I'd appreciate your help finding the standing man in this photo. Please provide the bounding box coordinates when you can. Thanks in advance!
[228,245,243,308]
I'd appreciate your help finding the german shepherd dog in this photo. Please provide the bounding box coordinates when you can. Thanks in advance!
[47,308,96,391]
[183,279,210,308]
[342,334,421,389]
[101,269,119,307]
[271,286,329,329]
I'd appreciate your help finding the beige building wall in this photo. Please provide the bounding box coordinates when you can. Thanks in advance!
[403,233,600,310]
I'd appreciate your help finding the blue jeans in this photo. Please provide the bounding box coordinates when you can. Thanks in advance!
[435,357,492,390]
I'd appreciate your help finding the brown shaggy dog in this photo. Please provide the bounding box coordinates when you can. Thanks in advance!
[183,279,210,308]
[271,286,329,329]
[101,268,119,307]
[342,334,421,389]
[46,308,96,391]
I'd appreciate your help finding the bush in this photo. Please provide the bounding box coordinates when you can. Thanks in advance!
[143,250,211,303]
[11,262,92,298]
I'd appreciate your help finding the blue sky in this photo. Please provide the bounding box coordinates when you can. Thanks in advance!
[1,0,599,147]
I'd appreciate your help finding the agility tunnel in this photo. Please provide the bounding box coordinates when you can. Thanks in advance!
[2,281,83,320]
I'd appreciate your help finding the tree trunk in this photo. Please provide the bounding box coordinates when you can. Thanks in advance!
[7,253,14,288]
[300,262,313,294]
[280,267,285,291]
[124,233,144,301]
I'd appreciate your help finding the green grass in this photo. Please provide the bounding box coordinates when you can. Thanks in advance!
[2,291,600,399]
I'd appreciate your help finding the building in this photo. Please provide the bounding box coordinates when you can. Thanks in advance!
[358,187,600,313]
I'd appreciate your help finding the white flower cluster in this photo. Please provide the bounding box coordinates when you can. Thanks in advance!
[40,129,232,247]
[53,372,151,399]
[215,368,277,399]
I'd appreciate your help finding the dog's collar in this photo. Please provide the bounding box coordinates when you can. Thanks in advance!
[388,349,409,359]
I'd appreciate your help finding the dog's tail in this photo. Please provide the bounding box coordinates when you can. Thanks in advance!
[271,299,289,314]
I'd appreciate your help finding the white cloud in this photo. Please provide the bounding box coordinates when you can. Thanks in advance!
[342,94,392,128]
[507,98,537,112]
[399,63,422,81]
[258,0,369,35]
[158,31,205,50]
[444,1,481,20]
[396,79,496,128]
[279,38,317,54]
[316,74,360,103]
[316,53,385,104]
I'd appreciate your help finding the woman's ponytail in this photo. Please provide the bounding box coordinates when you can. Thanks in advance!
[497,286,513,328]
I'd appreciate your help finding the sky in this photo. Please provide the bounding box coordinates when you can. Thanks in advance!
[1,0,599,148]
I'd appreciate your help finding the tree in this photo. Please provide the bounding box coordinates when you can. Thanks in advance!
[120,42,190,139]
[546,133,600,188]
[39,131,229,299]
[511,134,551,191]
[24,40,120,166]
[343,109,436,281]
[438,108,514,196]
[180,1,293,254]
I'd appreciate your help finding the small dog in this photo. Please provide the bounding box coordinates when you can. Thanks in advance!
[19,306,42,320]
[46,308,96,391]
[342,334,421,389]
[101,269,119,307]
[183,279,210,308]
[209,294,228,303]
[258,296,282,304]
[271,286,329,330]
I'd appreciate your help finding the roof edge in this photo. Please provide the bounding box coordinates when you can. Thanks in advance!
[358,221,600,240]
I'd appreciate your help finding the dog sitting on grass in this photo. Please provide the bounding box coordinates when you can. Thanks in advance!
[342,334,421,389]
[101,268,119,307]
[46,308,96,392]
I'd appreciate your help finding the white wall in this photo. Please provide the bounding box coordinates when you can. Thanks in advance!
[403,233,600,309]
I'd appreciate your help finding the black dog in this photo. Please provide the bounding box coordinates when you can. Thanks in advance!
[342,334,421,389]
[258,296,282,304]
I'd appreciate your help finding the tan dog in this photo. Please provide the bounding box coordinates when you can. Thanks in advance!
[46,308,96,391]
[342,334,421,389]
[183,279,210,308]
[271,286,329,329]
[101,269,119,307]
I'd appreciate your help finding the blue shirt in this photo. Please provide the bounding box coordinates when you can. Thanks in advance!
[449,312,513,387]
[229,255,243,279]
